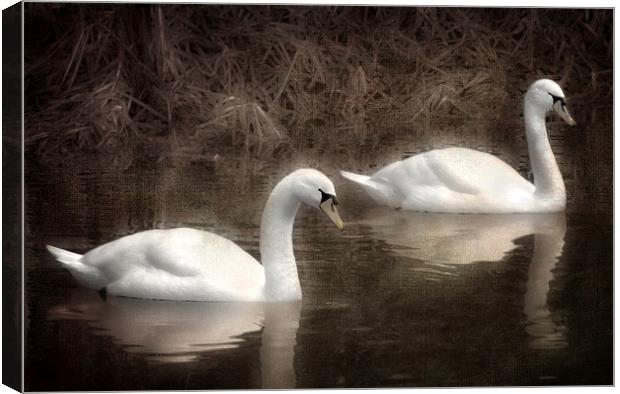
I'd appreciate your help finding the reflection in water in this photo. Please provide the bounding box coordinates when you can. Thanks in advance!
[354,209,567,349]
[260,302,301,388]
[48,290,301,388]
[524,229,567,350]
[25,128,612,388]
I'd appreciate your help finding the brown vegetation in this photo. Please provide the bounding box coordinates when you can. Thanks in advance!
[24,5,612,163]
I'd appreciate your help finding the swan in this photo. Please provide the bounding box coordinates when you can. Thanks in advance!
[340,79,576,213]
[46,169,344,302]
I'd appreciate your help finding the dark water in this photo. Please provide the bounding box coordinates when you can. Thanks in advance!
[24,132,612,389]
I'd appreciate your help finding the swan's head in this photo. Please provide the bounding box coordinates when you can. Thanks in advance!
[525,79,576,126]
[289,169,344,230]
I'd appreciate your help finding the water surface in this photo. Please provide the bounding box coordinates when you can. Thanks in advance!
[24,137,612,389]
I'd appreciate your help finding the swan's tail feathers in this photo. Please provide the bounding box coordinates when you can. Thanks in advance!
[46,245,83,265]
[45,245,82,265]
[340,170,399,207]
[340,170,371,186]
[340,170,386,194]
[46,245,107,290]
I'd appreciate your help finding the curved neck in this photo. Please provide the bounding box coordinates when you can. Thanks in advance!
[260,180,302,301]
[524,101,566,200]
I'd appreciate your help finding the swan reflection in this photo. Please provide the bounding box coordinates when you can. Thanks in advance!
[48,290,300,388]
[355,208,567,349]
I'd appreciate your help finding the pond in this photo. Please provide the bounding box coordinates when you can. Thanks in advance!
[23,125,612,389]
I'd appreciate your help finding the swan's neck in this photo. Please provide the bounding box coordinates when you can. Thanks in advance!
[260,180,302,301]
[524,101,566,201]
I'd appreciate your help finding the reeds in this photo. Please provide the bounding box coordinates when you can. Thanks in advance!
[24,5,612,162]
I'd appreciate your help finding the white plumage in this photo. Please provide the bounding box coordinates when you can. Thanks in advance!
[341,79,576,213]
[47,169,344,302]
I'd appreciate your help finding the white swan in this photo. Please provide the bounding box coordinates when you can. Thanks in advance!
[340,79,576,213]
[46,169,344,302]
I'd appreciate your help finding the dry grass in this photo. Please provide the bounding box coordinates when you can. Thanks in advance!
[24,5,612,163]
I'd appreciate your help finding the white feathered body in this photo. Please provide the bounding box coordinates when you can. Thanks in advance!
[47,169,341,302]
[343,147,564,214]
[341,79,573,214]
[48,228,265,302]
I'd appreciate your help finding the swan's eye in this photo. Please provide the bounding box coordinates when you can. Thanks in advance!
[548,93,566,108]
[318,189,338,206]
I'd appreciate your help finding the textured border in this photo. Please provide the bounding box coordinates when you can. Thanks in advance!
[2,2,23,392]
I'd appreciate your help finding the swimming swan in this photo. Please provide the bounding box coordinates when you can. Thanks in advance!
[46,169,344,302]
[340,79,576,213]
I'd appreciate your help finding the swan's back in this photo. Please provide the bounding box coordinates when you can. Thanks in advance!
[370,147,535,212]
[408,147,533,193]
[81,228,265,301]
